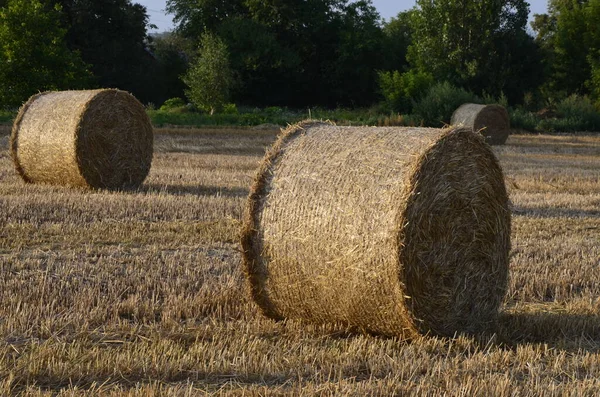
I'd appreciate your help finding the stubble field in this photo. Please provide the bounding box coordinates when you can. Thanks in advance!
[1,124,599,396]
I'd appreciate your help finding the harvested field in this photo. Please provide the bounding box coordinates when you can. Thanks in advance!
[1,126,600,395]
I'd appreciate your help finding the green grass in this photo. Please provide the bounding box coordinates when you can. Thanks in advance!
[147,106,412,128]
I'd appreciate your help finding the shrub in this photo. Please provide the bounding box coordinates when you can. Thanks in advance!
[159,97,187,112]
[509,108,539,132]
[544,95,600,131]
[413,82,481,127]
[223,103,238,114]
[0,109,15,124]
[378,69,434,113]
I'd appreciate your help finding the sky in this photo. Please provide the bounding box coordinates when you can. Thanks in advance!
[137,0,550,33]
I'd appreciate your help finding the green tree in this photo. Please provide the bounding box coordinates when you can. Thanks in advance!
[0,0,90,108]
[151,33,194,104]
[50,0,159,103]
[183,32,233,114]
[533,0,600,101]
[166,0,246,38]
[167,0,385,107]
[382,10,414,72]
[408,0,540,103]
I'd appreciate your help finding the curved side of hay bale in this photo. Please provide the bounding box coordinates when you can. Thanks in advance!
[10,89,153,189]
[242,121,510,339]
[451,103,510,145]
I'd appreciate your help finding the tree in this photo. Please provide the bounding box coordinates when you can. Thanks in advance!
[166,0,246,38]
[328,0,385,105]
[408,0,541,103]
[0,0,91,108]
[151,33,194,104]
[532,0,600,100]
[167,0,385,107]
[183,32,233,114]
[49,0,159,103]
[382,10,414,72]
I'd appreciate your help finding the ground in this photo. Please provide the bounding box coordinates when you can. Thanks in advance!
[1,125,599,395]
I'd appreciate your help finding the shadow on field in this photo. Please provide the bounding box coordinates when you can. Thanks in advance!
[11,372,293,395]
[143,183,249,198]
[513,206,600,219]
[498,310,600,351]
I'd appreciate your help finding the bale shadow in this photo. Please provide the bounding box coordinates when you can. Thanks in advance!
[497,310,600,352]
[513,206,600,219]
[142,183,249,198]
[9,372,294,395]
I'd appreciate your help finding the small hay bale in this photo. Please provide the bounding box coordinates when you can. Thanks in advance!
[242,121,510,339]
[451,103,510,145]
[10,89,153,189]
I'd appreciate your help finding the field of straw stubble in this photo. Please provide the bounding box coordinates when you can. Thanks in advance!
[0,124,599,396]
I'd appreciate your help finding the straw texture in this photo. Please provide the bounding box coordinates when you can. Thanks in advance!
[242,121,511,339]
[10,89,153,189]
[451,103,510,145]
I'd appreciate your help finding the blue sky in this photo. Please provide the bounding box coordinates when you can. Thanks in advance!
[137,0,550,33]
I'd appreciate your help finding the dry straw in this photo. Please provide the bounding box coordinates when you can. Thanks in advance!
[451,103,510,145]
[10,89,153,189]
[242,121,511,339]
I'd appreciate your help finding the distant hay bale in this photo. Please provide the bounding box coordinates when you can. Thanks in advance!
[10,89,153,189]
[451,103,510,145]
[242,121,511,339]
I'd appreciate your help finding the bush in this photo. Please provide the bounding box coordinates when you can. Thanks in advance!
[378,69,434,113]
[535,95,600,132]
[412,82,481,127]
[0,109,15,124]
[223,103,238,114]
[159,97,188,112]
[556,95,599,120]
[509,108,539,132]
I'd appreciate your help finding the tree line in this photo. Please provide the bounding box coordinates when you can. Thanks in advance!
[0,0,599,114]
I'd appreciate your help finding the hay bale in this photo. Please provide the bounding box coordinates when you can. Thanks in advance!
[242,121,511,339]
[451,103,510,145]
[10,89,153,189]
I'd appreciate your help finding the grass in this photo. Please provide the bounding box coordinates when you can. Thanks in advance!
[147,107,408,128]
[1,125,600,395]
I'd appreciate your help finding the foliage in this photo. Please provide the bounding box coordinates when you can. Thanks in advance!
[222,103,238,114]
[508,107,540,131]
[166,0,246,37]
[533,0,600,101]
[183,32,233,115]
[50,0,158,103]
[378,69,434,113]
[0,109,15,123]
[381,10,414,72]
[166,0,384,107]
[151,33,194,105]
[409,0,541,103]
[412,82,481,127]
[159,97,187,112]
[0,0,91,108]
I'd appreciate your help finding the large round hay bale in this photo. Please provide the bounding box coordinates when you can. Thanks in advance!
[10,89,153,189]
[451,103,510,145]
[242,121,511,339]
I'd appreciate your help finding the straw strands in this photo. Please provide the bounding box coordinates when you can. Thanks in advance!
[242,121,511,339]
[10,89,153,189]
[451,103,510,145]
